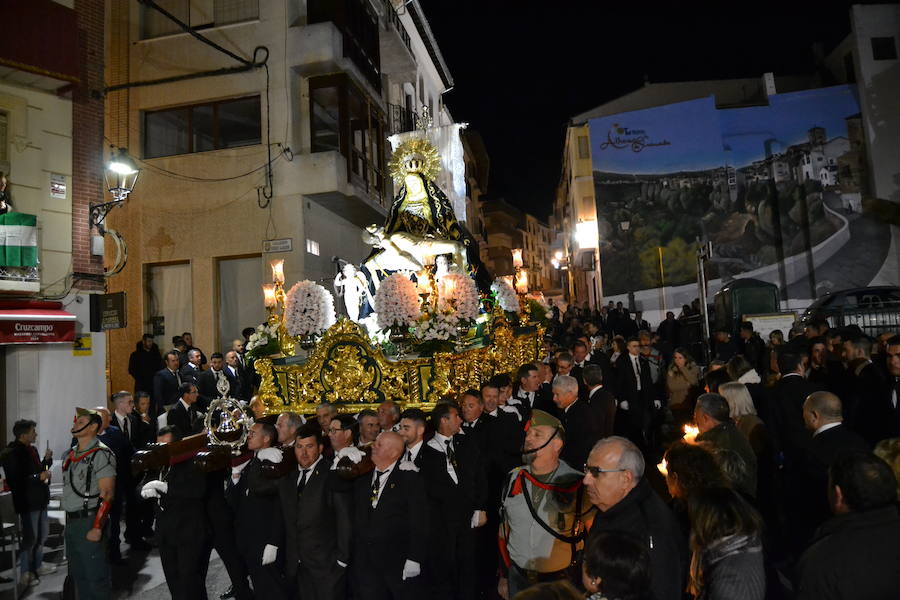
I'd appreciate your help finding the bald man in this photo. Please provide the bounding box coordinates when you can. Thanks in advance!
[351,432,428,600]
[795,391,869,544]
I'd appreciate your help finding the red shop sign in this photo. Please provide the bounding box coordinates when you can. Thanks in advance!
[0,309,77,344]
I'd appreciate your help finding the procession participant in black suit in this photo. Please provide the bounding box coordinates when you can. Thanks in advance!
[887,335,900,438]
[225,350,250,402]
[771,350,824,467]
[179,349,203,387]
[270,423,351,600]
[166,383,205,436]
[276,412,305,448]
[351,432,428,600]
[141,426,209,600]
[510,363,557,422]
[570,342,592,400]
[128,334,163,395]
[841,334,892,445]
[109,391,152,551]
[152,351,183,417]
[197,352,237,412]
[419,402,488,600]
[583,365,616,439]
[552,375,601,470]
[229,422,287,599]
[398,408,428,466]
[615,337,659,448]
[182,332,207,366]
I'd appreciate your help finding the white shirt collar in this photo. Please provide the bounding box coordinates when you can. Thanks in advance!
[488,408,498,417]
[179,398,191,411]
[407,440,424,460]
[298,455,323,477]
[114,411,129,422]
[373,460,397,480]
[814,422,842,437]
[563,400,577,414]
[432,431,454,446]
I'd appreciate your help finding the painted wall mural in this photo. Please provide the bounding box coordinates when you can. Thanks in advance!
[588,85,891,303]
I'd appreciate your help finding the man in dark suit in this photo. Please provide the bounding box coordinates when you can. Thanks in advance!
[841,335,891,445]
[772,351,825,467]
[141,426,209,599]
[128,334,163,395]
[197,353,237,412]
[152,351,183,417]
[615,337,659,448]
[225,350,250,402]
[398,408,428,467]
[110,391,152,551]
[182,331,207,366]
[271,423,351,600]
[166,383,204,436]
[887,336,900,438]
[419,403,487,600]
[570,342,593,400]
[231,422,287,599]
[351,432,428,600]
[583,364,616,439]
[92,405,134,564]
[179,349,203,388]
[552,375,601,469]
[510,363,557,422]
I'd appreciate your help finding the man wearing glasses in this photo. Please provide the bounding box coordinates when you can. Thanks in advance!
[582,436,685,600]
[497,410,593,599]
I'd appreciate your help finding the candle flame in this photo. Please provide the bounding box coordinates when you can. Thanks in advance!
[657,458,668,477]
[683,425,700,444]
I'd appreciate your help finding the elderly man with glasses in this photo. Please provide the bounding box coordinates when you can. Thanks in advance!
[497,410,594,599]
[582,437,686,600]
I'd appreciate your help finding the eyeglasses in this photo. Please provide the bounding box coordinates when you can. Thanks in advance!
[583,464,627,477]
[328,427,346,434]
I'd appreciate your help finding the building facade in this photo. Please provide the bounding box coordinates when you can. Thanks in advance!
[104,0,479,394]
[480,198,554,293]
[0,0,108,452]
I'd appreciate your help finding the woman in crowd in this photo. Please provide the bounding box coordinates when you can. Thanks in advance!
[663,442,727,538]
[666,348,701,428]
[581,530,652,600]
[688,487,765,600]
[725,357,770,424]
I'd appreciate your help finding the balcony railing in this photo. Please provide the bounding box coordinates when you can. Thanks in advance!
[383,0,411,54]
[308,0,382,92]
[388,103,418,134]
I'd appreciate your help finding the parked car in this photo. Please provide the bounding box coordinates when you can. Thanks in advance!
[800,286,900,336]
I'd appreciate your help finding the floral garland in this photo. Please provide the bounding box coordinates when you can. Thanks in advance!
[374,273,421,331]
[438,272,480,325]
[491,278,519,312]
[284,280,336,337]
[415,310,457,341]
[245,323,279,359]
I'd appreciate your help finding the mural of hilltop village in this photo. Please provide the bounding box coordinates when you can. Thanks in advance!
[588,85,879,300]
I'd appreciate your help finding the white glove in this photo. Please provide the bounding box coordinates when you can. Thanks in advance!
[336,446,364,464]
[653,399,662,409]
[337,560,347,568]
[261,544,278,566]
[258,447,283,464]
[619,401,630,411]
[401,559,420,580]
[140,480,168,499]
[471,510,487,528]
[399,460,419,472]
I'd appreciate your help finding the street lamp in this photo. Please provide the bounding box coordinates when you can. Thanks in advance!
[92,146,140,232]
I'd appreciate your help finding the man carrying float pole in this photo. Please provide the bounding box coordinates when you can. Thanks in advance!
[62,407,116,599]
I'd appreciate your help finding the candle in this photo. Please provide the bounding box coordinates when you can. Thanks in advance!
[262,284,277,308]
[657,458,668,477]
[515,270,529,294]
[442,278,456,298]
[511,248,524,268]
[270,259,285,284]
[683,425,700,444]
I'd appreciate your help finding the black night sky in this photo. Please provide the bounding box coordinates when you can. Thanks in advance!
[422,1,866,220]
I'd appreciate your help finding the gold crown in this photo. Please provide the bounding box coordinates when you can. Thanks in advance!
[388,137,441,183]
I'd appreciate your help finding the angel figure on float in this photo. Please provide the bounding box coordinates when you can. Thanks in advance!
[332,260,374,322]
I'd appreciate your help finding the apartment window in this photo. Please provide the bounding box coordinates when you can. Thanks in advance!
[306,239,320,255]
[143,96,261,158]
[577,136,590,159]
[309,74,386,202]
[142,0,258,38]
[871,36,897,61]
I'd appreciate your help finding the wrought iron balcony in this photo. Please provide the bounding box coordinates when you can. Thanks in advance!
[388,103,418,134]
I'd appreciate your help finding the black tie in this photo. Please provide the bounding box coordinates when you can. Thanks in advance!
[445,439,458,470]
[297,469,310,494]
[406,450,413,462]
[370,470,386,507]
[174,370,181,386]
[188,406,197,429]
[123,417,130,440]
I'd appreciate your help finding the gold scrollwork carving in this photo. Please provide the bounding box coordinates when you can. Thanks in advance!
[255,318,541,416]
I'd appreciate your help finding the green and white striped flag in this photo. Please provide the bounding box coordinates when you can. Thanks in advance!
[0,212,37,267]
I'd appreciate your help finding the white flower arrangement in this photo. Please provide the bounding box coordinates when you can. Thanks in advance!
[374,273,421,331]
[415,309,457,341]
[284,280,336,337]
[491,278,520,312]
[438,272,480,325]
[245,322,279,358]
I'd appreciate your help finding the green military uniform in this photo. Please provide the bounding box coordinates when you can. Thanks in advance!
[62,438,116,600]
[500,410,593,597]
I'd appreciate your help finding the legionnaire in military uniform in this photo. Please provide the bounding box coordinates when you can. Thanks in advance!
[62,408,116,600]
[498,410,594,599]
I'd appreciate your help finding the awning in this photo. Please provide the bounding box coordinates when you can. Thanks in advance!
[0,308,77,344]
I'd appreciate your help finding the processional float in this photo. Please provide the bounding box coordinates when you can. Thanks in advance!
[133,119,545,474]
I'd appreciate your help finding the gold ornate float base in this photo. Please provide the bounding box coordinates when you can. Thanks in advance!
[255,319,542,415]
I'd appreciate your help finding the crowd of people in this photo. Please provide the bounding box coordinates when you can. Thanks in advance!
[9,311,899,600]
